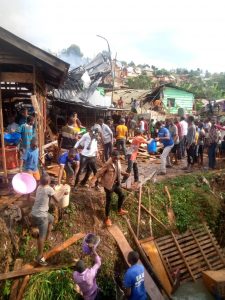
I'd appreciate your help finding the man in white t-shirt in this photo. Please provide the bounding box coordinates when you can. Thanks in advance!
[180,116,188,157]
[74,128,99,190]
[97,119,113,161]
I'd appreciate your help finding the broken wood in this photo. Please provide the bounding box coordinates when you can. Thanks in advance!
[15,232,84,299]
[9,259,23,300]
[124,216,171,299]
[0,262,76,281]
[108,224,165,300]
[171,232,196,281]
[140,203,168,231]
[164,186,176,229]
[16,275,30,300]
[44,232,85,260]
[147,188,153,237]
[136,184,142,239]
[140,239,172,295]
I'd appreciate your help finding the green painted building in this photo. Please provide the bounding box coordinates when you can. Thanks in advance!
[144,84,195,115]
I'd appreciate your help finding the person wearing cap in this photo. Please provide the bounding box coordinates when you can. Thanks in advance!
[123,129,149,186]
[116,118,128,158]
[74,128,99,190]
[94,150,129,226]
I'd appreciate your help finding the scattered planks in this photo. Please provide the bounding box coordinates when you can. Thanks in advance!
[6,233,85,300]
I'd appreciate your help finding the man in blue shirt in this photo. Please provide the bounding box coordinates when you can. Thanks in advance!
[58,149,80,185]
[123,251,147,300]
[155,121,174,175]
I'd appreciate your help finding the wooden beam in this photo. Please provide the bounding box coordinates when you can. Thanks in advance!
[171,232,196,281]
[137,184,142,239]
[203,223,225,266]
[124,217,171,299]
[1,72,33,83]
[15,232,85,299]
[0,263,75,281]
[9,259,23,300]
[0,76,8,183]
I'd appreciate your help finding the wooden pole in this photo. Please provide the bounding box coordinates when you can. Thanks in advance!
[0,78,8,183]
[16,232,84,299]
[147,187,153,237]
[171,232,196,281]
[136,184,142,239]
[124,216,171,300]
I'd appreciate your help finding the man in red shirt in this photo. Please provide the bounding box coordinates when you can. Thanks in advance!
[122,129,149,185]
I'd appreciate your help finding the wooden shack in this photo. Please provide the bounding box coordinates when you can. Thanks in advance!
[0,26,69,182]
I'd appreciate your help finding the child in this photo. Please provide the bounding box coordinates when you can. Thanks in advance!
[21,138,40,181]
[31,174,59,266]
[19,115,35,152]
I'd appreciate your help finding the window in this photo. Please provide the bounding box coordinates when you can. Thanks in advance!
[167,98,175,107]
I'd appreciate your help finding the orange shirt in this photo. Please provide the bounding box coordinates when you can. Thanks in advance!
[128,136,148,160]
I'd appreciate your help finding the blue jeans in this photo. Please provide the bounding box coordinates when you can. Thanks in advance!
[208,142,217,169]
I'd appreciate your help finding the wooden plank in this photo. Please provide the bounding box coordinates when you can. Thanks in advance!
[108,224,165,300]
[137,184,142,239]
[0,77,8,183]
[190,229,212,269]
[0,262,75,281]
[171,232,196,281]
[141,240,172,295]
[1,72,33,83]
[9,258,23,300]
[15,233,84,299]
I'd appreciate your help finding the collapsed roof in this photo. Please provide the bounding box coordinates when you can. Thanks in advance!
[51,52,111,105]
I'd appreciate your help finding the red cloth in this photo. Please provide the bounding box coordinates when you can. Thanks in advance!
[128,136,148,160]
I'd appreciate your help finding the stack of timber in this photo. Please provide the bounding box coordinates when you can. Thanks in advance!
[154,224,225,283]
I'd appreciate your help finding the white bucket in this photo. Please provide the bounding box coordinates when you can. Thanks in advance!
[54,184,71,208]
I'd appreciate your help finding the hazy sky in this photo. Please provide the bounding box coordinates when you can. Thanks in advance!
[1,0,225,72]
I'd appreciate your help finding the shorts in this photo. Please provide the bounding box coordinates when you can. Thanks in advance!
[31,213,54,238]
[26,169,40,181]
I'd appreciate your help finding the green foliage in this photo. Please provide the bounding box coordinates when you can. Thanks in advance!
[2,280,12,298]
[24,269,81,300]
[127,75,152,90]
[143,174,220,233]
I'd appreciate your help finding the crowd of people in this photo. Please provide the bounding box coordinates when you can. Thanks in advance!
[4,107,225,299]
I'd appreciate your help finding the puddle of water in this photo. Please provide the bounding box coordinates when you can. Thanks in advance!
[172,279,215,300]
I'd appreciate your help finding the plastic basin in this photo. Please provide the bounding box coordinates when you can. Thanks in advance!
[4,132,21,144]
[12,173,37,194]
[82,233,100,255]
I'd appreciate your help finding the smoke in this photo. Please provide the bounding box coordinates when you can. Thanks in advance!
[59,52,89,69]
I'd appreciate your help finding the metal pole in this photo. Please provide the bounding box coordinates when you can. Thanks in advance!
[96,35,114,104]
